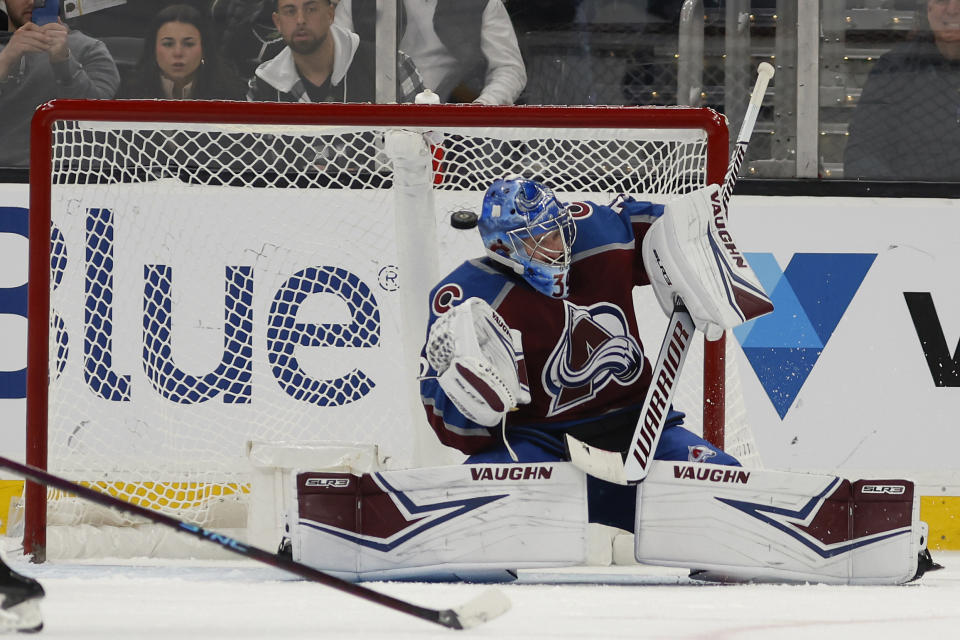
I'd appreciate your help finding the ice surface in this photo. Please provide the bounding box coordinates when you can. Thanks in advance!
[6,551,958,639]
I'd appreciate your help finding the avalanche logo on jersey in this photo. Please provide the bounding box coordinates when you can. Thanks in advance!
[567,202,593,220]
[432,284,464,315]
[542,301,643,416]
[688,445,717,463]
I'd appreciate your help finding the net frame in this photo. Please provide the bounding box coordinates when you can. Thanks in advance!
[25,100,731,561]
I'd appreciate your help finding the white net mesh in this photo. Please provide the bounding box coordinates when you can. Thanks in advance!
[32,106,756,556]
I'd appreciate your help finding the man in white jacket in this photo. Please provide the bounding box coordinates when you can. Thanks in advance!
[246,0,423,102]
[334,0,526,104]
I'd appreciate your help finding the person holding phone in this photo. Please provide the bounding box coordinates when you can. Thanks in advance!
[0,0,120,167]
[30,0,60,26]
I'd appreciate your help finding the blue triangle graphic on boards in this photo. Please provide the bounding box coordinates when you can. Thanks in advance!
[733,253,875,419]
[742,347,822,419]
[784,253,876,345]
[733,253,781,346]
[734,254,822,349]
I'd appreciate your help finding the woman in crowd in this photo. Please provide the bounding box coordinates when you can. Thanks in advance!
[119,3,245,100]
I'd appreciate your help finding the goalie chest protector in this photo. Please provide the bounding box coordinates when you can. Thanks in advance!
[424,199,664,449]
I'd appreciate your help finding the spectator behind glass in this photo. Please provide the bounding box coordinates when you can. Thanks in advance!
[0,0,119,168]
[212,0,286,82]
[118,4,245,99]
[247,0,424,103]
[844,0,960,181]
[333,0,526,104]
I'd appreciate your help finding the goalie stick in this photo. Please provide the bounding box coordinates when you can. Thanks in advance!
[567,62,776,485]
[0,455,509,631]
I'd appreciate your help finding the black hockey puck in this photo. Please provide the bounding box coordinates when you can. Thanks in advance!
[450,210,479,229]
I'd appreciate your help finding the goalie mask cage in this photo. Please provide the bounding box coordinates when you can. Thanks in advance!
[24,100,755,561]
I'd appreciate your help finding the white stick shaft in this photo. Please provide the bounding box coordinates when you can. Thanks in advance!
[571,64,775,485]
[622,304,696,483]
[720,62,776,209]
[623,64,774,483]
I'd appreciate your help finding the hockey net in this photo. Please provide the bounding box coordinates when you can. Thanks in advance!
[24,101,757,560]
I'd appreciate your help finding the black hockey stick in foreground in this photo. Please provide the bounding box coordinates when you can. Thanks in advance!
[567,62,776,485]
[0,455,509,630]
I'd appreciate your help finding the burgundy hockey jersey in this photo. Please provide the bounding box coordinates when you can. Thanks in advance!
[421,197,666,455]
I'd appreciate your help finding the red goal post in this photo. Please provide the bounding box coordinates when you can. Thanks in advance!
[25,100,739,560]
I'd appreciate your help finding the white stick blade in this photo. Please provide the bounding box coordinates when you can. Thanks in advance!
[565,434,630,485]
[448,588,511,629]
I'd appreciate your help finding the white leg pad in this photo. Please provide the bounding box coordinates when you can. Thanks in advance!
[290,462,588,581]
[635,462,924,585]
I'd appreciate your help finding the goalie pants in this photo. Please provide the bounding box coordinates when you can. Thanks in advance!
[466,408,739,532]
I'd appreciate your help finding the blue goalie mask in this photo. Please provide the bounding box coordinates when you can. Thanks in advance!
[478,178,577,298]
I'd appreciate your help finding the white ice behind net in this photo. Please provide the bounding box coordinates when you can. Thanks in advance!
[35,117,757,555]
